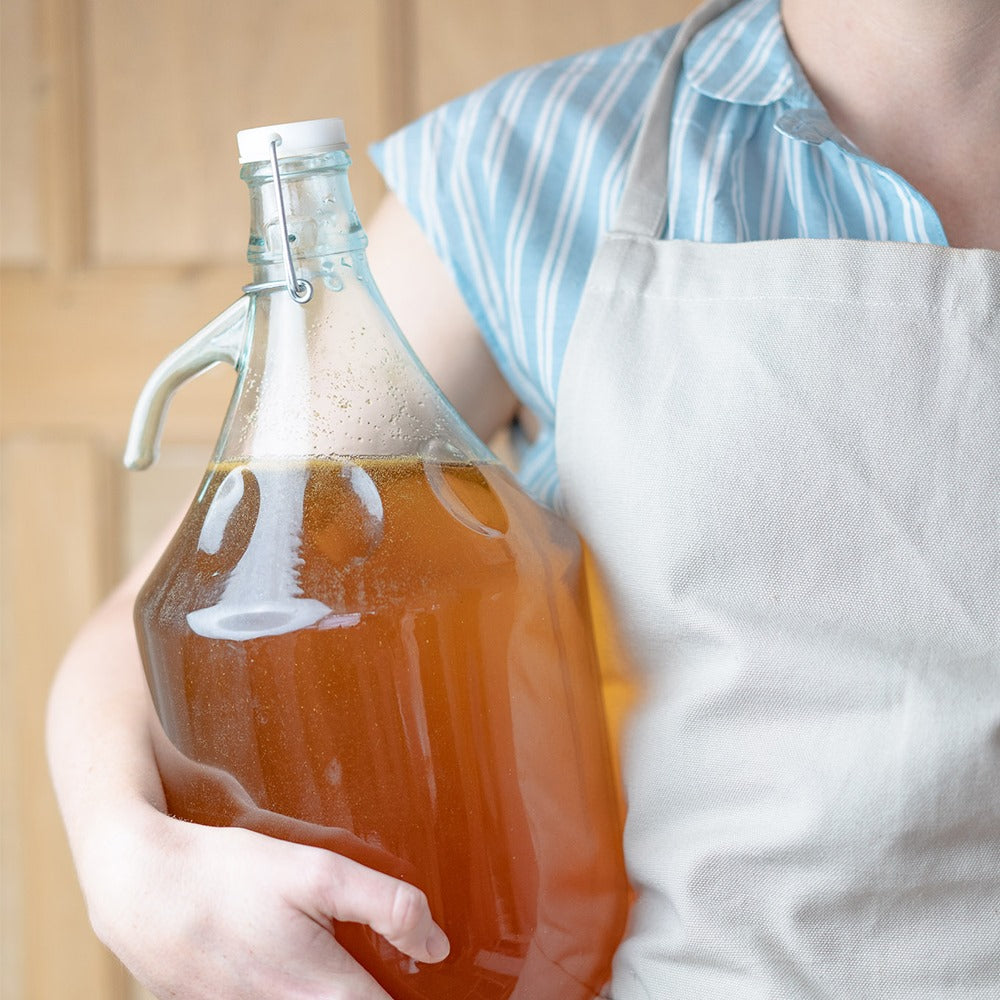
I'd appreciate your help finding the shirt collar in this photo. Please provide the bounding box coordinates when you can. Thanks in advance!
[683,0,797,105]
[682,0,848,144]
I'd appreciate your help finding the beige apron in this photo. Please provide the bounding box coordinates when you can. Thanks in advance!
[556,1,1000,996]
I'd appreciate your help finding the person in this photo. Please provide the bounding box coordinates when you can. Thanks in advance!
[47,0,1000,997]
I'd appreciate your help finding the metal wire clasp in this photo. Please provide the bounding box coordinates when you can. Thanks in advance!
[242,134,314,303]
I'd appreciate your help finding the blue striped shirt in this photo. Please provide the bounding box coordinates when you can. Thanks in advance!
[370,0,948,505]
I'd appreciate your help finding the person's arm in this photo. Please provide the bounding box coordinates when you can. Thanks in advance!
[46,193,517,999]
[366,193,520,439]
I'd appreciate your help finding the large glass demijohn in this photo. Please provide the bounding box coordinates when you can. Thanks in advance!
[126,118,628,999]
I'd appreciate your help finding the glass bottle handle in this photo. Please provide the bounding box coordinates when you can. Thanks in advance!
[124,295,251,470]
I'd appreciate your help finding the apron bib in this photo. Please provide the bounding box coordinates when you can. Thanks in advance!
[556,2,1000,997]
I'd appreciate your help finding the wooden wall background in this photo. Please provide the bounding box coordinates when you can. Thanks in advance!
[0,1,698,996]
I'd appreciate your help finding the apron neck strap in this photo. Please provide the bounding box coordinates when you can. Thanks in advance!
[614,0,741,238]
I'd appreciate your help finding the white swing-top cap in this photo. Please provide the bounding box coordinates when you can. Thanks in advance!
[236,118,349,164]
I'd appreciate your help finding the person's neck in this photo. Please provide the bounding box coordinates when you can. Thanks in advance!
[781,0,1000,248]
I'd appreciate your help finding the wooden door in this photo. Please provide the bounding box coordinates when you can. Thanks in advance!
[0,2,697,996]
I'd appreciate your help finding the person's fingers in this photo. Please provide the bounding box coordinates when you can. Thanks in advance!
[124,823,404,1000]
[297,848,451,964]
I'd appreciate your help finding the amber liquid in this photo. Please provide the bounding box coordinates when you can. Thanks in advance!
[136,456,629,999]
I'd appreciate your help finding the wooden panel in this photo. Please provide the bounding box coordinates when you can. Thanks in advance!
[412,0,699,111]
[0,0,44,264]
[0,266,244,445]
[37,0,87,271]
[0,435,124,1000]
[85,0,401,266]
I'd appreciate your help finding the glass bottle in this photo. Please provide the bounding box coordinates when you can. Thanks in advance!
[127,119,628,999]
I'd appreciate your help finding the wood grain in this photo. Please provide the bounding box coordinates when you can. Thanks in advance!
[0,266,245,444]
[0,436,124,999]
[0,0,44,265]
[37,0,87,271]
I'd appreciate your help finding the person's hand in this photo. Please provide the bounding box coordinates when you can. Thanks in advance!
[78,801,450,999]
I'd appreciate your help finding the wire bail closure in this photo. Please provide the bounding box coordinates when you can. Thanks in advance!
[242,134,314,303]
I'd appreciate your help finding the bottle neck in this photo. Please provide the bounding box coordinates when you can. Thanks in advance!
[221,147,488,466]
[241,149,367,287]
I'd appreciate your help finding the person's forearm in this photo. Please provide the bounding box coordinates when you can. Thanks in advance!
[46,573,167,882]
